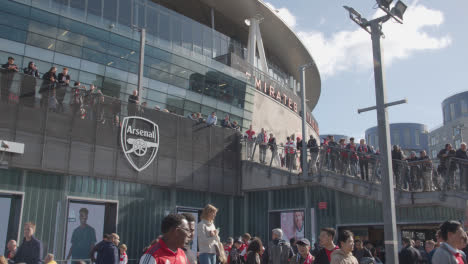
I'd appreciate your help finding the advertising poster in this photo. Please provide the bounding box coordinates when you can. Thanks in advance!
[280,210,305,241]
[0,197,11,256]
[310,208,316,245]
[65,202,105,261]
[177,207,201,253]
[465,201,468,231]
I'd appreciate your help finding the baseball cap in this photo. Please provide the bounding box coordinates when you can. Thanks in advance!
[296,238,310,246]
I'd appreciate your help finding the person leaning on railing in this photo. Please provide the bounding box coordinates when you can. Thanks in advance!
[455,143,468,191]
[1,56,19,103]
[392,145,405,189]
[437,143,457,191]
[419,150,433,192]
[307,135,319,175]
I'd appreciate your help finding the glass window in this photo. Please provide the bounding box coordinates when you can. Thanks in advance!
[404,128,410,146]
[0,11,30,31]
[2,1,30,18]
[103,0,117,22]
[415,129,420,146]
[82,48,108,65]
[28,21,58,38]
[27,32,56,50]
[109,33,133,50]
[70,0,85,10]
[462,99,468,114]
[444,105,450,122]
[55,40,82,57]
[203,28,212,57]
[182,19,192,51]
[189,73,204,94]
[87,0,102,17]
[204,72,218,97]
[450,103,455,120]
[108,43,132,59]
[0,24,27,43]
[192,23,202,55]
[134,1,145,28]
[106,55,128,71]
[146,7,158,35]
[30,8,59,26]
[455,139,462,149]
[158,11,170,43]
[102,77,124,97]
[128,61,138,74]
[171,17,182,47]
[184,100,201,113]
[118,0,132,27]
[392,130,400,145]
[57,29,84,46]
[83,37,108,52]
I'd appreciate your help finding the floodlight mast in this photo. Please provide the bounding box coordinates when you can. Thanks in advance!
[343,1,407,264]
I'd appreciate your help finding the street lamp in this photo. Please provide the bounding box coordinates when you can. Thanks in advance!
[344,1,408,263]
[299,62,315,181]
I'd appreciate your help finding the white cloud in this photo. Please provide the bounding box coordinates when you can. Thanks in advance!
[264,2,297,28]
[268,1,452,78]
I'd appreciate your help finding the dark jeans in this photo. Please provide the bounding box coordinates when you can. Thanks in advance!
[359,160,369,181]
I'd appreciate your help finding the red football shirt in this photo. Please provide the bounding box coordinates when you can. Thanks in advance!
[140,239,188,264]
[325,246,339,261]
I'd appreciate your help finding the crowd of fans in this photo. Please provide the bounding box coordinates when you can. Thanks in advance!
[5,203,468,264]
[1,56,243,131]
[243,130,468,193]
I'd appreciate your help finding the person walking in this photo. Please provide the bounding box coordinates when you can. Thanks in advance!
[139,214,190,264]
[198,204,219,264]
[315,228,339,264]
[290,238,314,264]
[330,230,358,264]
[432,220,466,264]
[399,237,422,264]
[262,228,293,264]
[13,222,43,264]
[307,135,319,175]
[245,238,262,264]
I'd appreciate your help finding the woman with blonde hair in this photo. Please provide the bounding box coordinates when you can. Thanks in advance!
[198,204,224,264]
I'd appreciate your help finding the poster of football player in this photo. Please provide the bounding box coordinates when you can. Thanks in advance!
[280,210,305,241]
[65,202,105,261]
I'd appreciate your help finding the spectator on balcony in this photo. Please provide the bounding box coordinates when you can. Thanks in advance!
[307,135,319,174]
[231,121,240,131]
[206,112,217,126]
[39,67,57,108]
[406,151,419,191]
[346,138,359,177]
[419,150,433,192]
[257,128,268,164]
[1,57,19,102]
[268,133,280,166]
[456,143,468,191]
[188,113,198,121]
[245,125,256,159]
[111,98,121,127]
[21,62,40,107]
[221,115,231,128]
[285,137,296,171]
[437,143,457,191]
[127,90,139,116]
[56,67,70,112]
[70,82,84,119]
[328,136,339,172]
[392,145,405,189]
[338,138,348,175]
[357,139,373,181]
[23,62,39,78]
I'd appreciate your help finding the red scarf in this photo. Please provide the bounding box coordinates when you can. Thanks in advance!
[303,253,314,264]
[120,252,126,262]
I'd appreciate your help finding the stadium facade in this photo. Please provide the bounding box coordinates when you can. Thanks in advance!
[0,0,466,261]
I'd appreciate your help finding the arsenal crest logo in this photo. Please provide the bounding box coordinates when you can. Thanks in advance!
[120,116,159,172]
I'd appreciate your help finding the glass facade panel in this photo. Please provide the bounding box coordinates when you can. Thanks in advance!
[82,48,108,65]
[146,7,158,35]
[192,23,202,55]
[28,21,58,38]
[134,1,145,28]
[0,11,30,31]
[158,11,170,44]
[55,40,82,57]
[404,128,410,146]
[87,0,102,17]
[27,32,56,50]
[0,25,27,43]
[103,0,117,22]
[415,129,420,146]
[203,27,212,57]
[70,0,85,10]
[30,8,59,26]
[57,29,84,46]
[182,19,192,51]
[171,17,182,47]
[118,0,132,27]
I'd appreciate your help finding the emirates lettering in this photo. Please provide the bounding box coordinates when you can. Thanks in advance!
[126,126,155,139]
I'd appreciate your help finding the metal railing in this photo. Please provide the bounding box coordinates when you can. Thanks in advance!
[241,139,468,193]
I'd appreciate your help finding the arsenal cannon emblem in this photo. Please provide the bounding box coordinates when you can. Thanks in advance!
[120,116,159,172]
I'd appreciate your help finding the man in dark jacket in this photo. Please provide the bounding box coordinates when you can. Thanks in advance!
[353,240,373,262]
[96,233,119,264]
[392,145,405,189]
[13,222,43,264]
[456,143,468,191]
[307,136,319,175]
[437,144,457,190]
[399,237,422,264]
[262,228,294,264]
[314,228,339,264]
[1,56,19,102]
[56,67,70,112]
[328,136,339,172]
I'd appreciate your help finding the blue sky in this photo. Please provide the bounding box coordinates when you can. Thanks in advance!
[264,0,468,139]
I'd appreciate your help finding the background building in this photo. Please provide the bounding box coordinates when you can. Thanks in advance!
[365,123,429,155]
[428,91,468,159]
[320,134,349,143]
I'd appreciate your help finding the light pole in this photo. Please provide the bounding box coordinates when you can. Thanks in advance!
[344,1,408,263]
[299,63,315,180]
